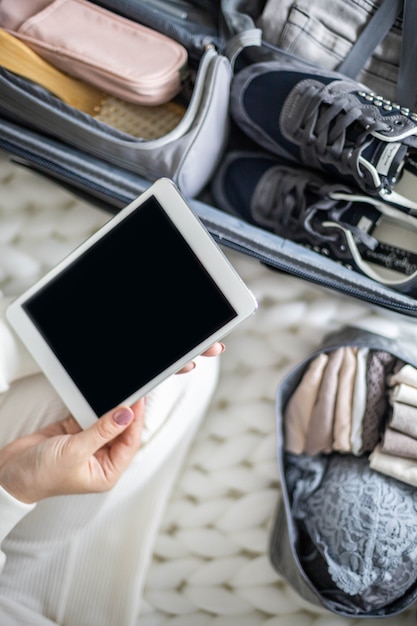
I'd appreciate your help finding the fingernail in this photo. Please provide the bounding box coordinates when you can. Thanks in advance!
[219,342,226,353]
[113,407,134,425]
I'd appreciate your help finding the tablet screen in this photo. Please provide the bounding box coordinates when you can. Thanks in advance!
[22,195,237,416]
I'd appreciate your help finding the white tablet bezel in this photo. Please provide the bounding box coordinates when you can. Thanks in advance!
[7,178,257,429]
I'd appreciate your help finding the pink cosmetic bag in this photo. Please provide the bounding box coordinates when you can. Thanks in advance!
[0,0,188,105]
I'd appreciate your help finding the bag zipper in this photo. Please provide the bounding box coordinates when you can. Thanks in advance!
[92,0,221,60]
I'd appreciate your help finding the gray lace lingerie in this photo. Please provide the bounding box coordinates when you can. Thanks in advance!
[286,452,417,613]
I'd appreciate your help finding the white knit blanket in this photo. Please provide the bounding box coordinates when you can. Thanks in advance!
[1,158,416,626]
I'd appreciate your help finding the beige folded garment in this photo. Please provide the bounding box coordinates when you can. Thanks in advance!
[388,363,417,388]
[333,346,357,453]
[369,444,417,487]
[305,347,344,456]
[390,383,417,407]
[0,0,188,105]
[381,427,417,460]
[389,401,417,439]
[284,352,329,454]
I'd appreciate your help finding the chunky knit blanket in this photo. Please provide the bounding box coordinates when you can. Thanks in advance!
[1,157,416,626]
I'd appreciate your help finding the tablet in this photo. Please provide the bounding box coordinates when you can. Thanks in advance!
[7,178,257,429]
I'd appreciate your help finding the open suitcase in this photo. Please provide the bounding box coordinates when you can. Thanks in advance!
[1,0,417,318]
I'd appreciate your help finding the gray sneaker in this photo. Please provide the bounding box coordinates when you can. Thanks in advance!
[230,58,417,214]
[212,151,417,295]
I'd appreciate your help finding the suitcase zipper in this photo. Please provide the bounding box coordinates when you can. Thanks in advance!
[3,135,415,317]
[2,137,416,317]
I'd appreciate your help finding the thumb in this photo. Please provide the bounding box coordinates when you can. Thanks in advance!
[75,405,135,456]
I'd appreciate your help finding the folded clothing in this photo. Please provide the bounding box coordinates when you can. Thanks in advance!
[389,400,417,440]
[271,326,417,618]
[381,427,417,460]
[284,344,399,457]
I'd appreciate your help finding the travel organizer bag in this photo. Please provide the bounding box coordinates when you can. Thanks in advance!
[270,325,417,618]
[0,0,238,199]
[0,0,189,106]
[2,1,417,318]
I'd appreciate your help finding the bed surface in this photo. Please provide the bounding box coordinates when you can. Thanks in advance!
[1,157,416,626]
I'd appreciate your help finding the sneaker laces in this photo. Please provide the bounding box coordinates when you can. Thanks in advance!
[254,165,378,249]
[293,82,393,190]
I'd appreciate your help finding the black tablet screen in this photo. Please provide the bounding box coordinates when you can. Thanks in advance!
[23,196,237,416]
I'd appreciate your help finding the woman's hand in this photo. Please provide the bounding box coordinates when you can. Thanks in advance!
[0,341,225,505]
[0,399,145,504]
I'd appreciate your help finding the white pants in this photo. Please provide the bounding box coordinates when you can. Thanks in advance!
[0,353,219,625]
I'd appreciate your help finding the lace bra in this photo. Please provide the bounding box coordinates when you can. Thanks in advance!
[287,452,417,611]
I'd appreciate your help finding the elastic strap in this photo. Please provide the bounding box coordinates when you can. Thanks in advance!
[398,0,417,109]
[338,0,403,80]
[223,28,262,66]
[338,0,417,110]
[219,0,262,67]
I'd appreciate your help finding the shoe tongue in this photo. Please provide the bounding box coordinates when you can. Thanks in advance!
[361,139,408,184]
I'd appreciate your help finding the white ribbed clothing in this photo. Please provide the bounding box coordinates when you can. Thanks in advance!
[0,294,220,625]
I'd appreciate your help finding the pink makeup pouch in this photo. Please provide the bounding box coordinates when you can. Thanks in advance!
[0,0,188,105]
